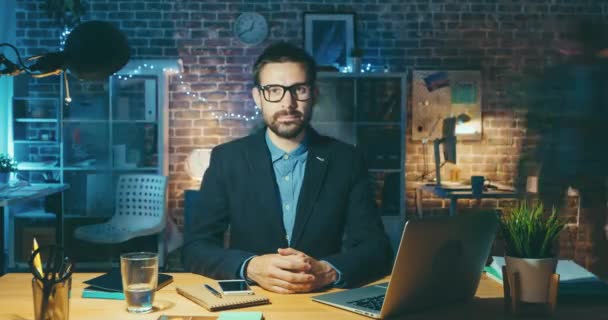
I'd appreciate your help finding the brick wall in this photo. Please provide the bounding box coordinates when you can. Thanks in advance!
[14,0,608,271]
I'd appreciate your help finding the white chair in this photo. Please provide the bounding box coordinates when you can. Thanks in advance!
[73,174,168,267]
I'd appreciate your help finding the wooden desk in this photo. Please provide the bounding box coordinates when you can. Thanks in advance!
[0,184,69,274]
[0,273,605,320]
[415,182,517,217]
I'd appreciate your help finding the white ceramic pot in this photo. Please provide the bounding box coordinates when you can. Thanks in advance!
[505,256,558,303]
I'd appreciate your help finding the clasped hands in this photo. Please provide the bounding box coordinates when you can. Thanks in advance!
[246,248,337,294]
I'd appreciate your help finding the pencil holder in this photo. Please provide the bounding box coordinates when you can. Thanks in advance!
[32,276,72,320]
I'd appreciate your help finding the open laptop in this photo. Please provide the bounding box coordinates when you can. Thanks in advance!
[312,211,499,319]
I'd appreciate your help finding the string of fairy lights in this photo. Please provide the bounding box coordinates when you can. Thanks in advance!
[59,25,71,47]
[114,64,261,122]
[59,26,261,122]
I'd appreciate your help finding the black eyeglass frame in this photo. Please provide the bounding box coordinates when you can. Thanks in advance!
[256,82,314,102]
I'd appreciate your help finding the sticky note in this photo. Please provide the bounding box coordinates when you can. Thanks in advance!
[451,83,477,104]
[217,312,263,320]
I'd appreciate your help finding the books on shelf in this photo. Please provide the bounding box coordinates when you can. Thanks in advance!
[484,256,608,297]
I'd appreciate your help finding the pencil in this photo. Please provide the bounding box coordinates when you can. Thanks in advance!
[32,237,43,275]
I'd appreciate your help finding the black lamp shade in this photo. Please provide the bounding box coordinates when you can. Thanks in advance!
[64,21,130,81]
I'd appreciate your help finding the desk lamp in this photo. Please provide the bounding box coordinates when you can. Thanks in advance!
[1,20,130,104]
[433,113,471,186]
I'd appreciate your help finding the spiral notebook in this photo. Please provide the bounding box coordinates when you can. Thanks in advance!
[176,284,270,311]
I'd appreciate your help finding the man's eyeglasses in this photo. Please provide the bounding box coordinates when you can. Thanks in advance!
[257,83,313,102]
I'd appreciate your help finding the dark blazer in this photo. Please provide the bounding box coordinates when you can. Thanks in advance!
[182,127,393,287]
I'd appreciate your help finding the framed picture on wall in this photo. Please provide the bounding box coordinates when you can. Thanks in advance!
[304,12,355,69]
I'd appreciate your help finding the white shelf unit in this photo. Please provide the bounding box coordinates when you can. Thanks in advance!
[7,60,180,269]
[59,59,178,218]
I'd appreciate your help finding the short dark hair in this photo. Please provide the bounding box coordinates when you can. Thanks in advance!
[252,41,317,86]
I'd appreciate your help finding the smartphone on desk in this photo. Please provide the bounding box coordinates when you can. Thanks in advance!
[217,279,254,296]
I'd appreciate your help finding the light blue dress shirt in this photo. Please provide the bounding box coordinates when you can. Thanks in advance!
[265,131,308,245]
[239,130,342,286]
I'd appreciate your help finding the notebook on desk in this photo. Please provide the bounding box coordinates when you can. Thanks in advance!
[82,270,173,299]
[82,286,125,300]
[312,211,499,319]
[177,284,269,311]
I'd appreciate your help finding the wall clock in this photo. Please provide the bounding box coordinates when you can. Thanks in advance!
[234,12,269,45]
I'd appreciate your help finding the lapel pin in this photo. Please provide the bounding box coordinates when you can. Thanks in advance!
[316,156,325,162]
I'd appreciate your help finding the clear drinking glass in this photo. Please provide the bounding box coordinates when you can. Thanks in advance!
[120,252,158,313]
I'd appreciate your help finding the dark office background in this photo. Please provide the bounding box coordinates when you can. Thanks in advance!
[9,0,608,274]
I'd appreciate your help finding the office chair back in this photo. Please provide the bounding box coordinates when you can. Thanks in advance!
[73,174,169,267]
[112,175,167,231]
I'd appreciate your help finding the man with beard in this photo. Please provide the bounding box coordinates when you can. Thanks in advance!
[183,42,392,293]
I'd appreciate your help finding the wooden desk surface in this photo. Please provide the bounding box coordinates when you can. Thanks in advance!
[0,273,605,320]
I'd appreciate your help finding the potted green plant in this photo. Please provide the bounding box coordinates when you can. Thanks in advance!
[0,154,18,185]
[350,48,364,73]
[500,201,566,303]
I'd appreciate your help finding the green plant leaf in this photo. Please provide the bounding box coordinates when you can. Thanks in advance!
[499,201,566,258]
[0,154,18,173]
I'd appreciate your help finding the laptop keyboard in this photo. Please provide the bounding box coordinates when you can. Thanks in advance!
[348,294,385,311]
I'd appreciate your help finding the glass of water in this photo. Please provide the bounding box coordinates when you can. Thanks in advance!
[120,252,158,313]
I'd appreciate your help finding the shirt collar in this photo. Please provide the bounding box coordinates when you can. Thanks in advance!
[265,129,308,162]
